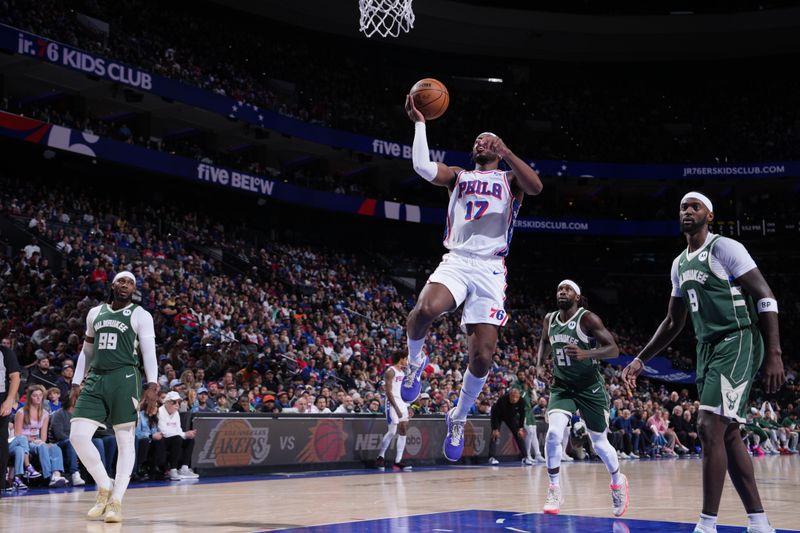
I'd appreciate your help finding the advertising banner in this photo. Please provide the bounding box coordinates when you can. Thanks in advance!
[190,414,517,474]
[0,110,685,236]
[607,355,696,384]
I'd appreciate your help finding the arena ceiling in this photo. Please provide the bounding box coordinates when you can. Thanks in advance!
[211,0,800,61]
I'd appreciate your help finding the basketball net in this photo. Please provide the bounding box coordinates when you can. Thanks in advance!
[358,0,415,38]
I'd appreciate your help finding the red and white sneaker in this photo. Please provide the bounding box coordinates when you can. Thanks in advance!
[543,484,563,514]
[610,473,629,517]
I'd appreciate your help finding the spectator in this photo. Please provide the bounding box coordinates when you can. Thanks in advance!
[48,393,86,486]
[14,385,67,487]
[230,393,254,413]
[610,408,638,459]
[259,394,280,413]
[46,387,62,412]
[157,391,199,480]
[191,387,216,413]
[27,356,57,389]
[133,399,162,482]
[333,395,356,414]
[674,408,700,455]
[55,360,74,401]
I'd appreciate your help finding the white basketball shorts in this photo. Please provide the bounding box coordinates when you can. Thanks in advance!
[427,250,509,327]
[386,398,409,425]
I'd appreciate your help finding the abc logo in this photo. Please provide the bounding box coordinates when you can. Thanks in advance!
[405,426,423,456]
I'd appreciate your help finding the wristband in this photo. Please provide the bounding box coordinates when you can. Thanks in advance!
[756,298,778,314]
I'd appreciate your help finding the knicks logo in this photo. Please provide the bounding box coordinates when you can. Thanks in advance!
[298,420,349,463]
[197,419,270,467]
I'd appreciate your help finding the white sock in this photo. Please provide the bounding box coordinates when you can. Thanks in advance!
[452,369,487,421]
[545,413,570,470]
[70,419,111,491]
[588,430,622,484]
[698,513,717,531]
[112,423,136,502]
[407,335,425,367]
[548,472,560,486]
[747,512,771,532]
[378,427,396,458]
[395,435,407,463]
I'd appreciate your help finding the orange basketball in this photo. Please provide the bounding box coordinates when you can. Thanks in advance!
[410,78,449,120]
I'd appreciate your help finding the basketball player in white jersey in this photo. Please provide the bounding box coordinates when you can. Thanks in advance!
[376,351,412,471]
[403,95,543,461]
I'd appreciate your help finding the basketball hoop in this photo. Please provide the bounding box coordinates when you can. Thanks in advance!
[359,0,415,38]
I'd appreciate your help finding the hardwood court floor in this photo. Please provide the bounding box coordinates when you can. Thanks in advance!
[1,456,798,532]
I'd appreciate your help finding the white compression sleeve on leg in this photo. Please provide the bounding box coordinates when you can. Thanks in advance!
[545,412,570,470]
[588,429,622,484]
[70,418,111,490]
[112,423,136,502]
[412,122,438,181]
[379,425,397,458]
[395,435,407,463]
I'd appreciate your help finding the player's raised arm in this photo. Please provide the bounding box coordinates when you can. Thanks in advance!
[484,135,543,196]
[565,312,619,361]
[406,95,460,188]
[735,268,784,393]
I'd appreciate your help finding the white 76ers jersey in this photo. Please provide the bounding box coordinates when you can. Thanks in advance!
[444,170,520,257]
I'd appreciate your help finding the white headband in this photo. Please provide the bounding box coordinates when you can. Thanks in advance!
[476,131,497,139]
[112,271,136,284]
[558,279,581,296]
[681,191,714,213]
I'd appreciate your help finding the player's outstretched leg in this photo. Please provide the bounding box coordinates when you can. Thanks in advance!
[404,284,455,402]
[588,429,628,517]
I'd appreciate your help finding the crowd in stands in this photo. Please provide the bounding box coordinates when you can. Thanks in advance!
[1,169,797,491]
[3,0,800,165]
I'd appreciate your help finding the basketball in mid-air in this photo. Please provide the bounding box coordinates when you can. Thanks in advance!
[410,78,449,120]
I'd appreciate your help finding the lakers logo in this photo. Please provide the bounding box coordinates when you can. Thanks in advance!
[197,419,270,467]
[298,420,349,463]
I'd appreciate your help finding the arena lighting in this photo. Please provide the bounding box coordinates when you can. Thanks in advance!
[453,76,504,84]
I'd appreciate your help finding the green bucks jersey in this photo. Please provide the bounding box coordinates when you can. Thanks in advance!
[675,235,755,342]
[547,308,601,387]
[89,303,140,370]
